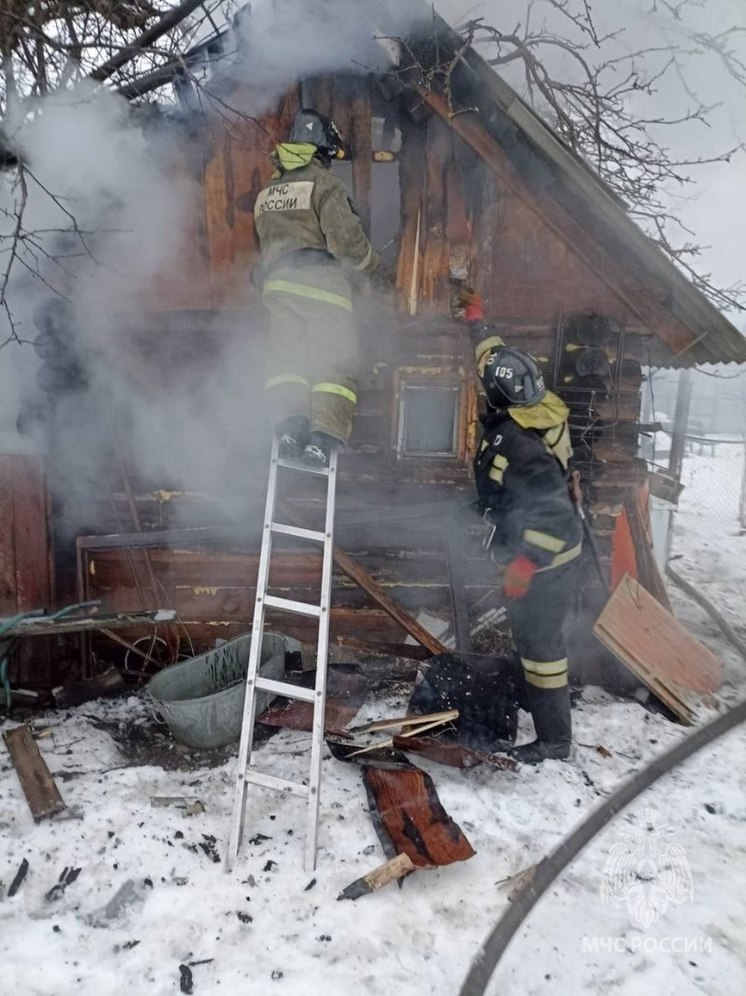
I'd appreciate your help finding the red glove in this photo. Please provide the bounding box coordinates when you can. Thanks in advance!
[503,555,538,599]
[457,287,484,322]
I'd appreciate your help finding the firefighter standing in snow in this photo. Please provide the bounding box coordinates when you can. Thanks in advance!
[465,294,582,763]
[253,108,379,466]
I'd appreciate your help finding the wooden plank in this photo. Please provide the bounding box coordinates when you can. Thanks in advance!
[328,546,448,655]
[362,765,475,868]
[278,502,449,656]
[337,852,417,900]
[623,488,672,610]
[394,118,426,312]
[392,735,516,771]
[350,77,372,235]
[470,158,501,304]
[0,456,18,608]
[336,636,432,660]
[419,115,452,311]
[0,457,54,685]
[593,574,722,724]
[348,711,459,736]
[3,456,51,609]
[203,130,234,303]
[3,724,66,822]
[226,124,262,273]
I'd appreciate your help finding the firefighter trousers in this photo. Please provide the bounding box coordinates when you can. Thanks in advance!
[506,556,579,692]
[262,262,360,445]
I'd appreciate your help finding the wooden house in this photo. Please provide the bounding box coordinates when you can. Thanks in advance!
[3,3,745,690]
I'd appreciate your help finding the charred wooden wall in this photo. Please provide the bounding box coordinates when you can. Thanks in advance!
[28,71,665,675]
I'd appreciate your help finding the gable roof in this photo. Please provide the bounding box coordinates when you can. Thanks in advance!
[123,0,745,367]
[397,7,746,367]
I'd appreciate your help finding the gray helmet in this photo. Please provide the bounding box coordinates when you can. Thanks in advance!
[479,346,546,408]
[288,108,347,160]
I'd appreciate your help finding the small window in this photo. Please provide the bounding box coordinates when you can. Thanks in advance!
[398,382,461,457]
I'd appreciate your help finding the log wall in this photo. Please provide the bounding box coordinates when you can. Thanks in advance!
[29,72,664,679]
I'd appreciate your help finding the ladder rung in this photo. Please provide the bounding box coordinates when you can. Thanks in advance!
[271,522,326,543]
[276,456,330,477]
[264,594,321,618]
[244,769,309,798]
[255,677,316,702]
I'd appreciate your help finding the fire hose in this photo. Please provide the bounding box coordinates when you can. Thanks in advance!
[458,698,746,996]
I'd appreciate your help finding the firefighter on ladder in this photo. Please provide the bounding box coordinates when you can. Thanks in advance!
[253,108,380,467]
[461,290,583,763]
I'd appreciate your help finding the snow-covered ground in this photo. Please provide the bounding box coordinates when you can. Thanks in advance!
[1,448,745,996]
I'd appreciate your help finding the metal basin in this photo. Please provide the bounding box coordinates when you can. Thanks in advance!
[146,632,298,749]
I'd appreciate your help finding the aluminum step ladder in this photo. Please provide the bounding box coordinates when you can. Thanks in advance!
[225,436,338,873]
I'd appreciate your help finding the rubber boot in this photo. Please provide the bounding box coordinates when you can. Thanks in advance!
[277,416,309,461]
[302,431,338,468]
[510,685,572,764]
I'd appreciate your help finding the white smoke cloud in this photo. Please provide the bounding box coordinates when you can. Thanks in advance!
[3,0,741,534]
[0,0,433,534]
[0,81,261,532]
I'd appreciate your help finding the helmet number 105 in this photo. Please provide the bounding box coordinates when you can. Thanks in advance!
[495,366,514,379]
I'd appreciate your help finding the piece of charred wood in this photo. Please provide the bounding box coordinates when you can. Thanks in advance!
[52,666,125,708]
[3,724,66,822]
[395,117,427,312]
[362,764,475,868]
[45,866,82,902]
[7,857,30,898]
[419,115,452,311]
[258,663,368,734]
[326,738,413,769]
[337,852,417,901]
[335,635,432,661]
[347,710,459,737]
[347,710,459,757]
[391,734,516,771]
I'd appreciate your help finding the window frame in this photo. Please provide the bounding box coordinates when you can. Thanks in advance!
[392,367,474,463]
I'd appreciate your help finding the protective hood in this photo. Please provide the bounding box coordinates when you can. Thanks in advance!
[273,142,318,173]
[508,390,569,430]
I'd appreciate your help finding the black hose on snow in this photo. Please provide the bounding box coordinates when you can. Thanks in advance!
[459,699,746,996]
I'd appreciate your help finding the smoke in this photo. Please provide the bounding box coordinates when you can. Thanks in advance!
[0,82,259,534]
[5,0,740,541]
[226,0,421,101]
[0,0,431,536]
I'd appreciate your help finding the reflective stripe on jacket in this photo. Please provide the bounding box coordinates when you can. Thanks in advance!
[474,409,582,569]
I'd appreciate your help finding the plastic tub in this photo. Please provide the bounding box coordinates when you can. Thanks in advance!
[146,632,298,748]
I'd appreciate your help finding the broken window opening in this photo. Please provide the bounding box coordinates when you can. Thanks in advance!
[397,382,461,458]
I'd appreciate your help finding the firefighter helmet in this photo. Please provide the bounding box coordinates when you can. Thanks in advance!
[288,108,347,160]
[479,346,546,408]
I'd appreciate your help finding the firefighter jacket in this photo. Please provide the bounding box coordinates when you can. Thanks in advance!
[254,144,379,276]
[474,400,582,571]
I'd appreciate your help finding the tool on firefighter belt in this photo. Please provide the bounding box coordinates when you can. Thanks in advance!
[226,435,339,874]
[570,470,609,594]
